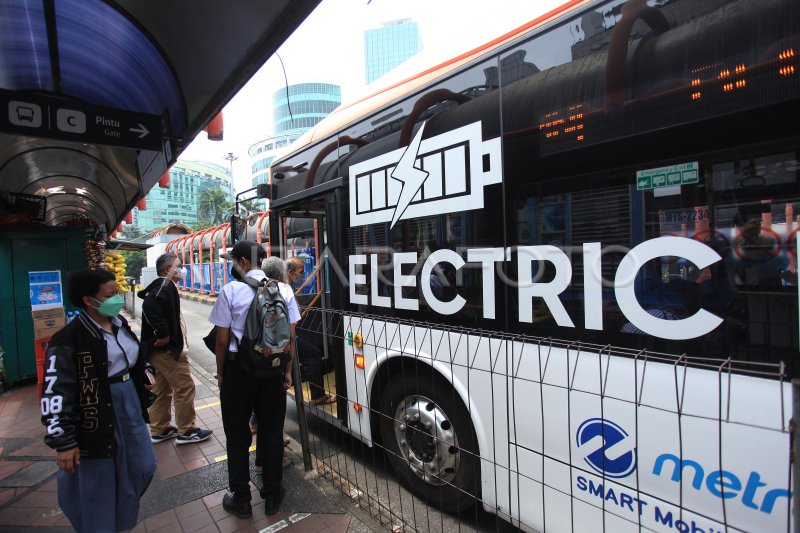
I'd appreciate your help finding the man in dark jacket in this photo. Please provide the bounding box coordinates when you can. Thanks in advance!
[139,252,212,445]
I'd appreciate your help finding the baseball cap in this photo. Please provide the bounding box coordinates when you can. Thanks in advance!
[222,240,266,264]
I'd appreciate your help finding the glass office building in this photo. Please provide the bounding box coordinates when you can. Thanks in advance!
[250,133,303,189]
[249,83,341,197]
[273,83,341,136]
[132,160,233,234]
[364,18,421,85]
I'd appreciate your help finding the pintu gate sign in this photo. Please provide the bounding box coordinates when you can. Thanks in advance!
[349,236,723,341]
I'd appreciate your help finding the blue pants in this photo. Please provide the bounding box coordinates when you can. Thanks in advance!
[58,379,156,533]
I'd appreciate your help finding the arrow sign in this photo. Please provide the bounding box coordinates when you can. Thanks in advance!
[130,123,149,138]
[1,89,163,151]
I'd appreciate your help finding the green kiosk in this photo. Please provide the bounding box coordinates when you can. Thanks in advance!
[0,227,86,383]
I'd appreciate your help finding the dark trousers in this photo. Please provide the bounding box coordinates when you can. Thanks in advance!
[220,358,286,501]
[297,337,325,401]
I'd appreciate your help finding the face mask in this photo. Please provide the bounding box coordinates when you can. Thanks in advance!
[90,294,124,317]
[177,266,188,279]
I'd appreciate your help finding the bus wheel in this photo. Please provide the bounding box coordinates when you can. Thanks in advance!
[378,372,479,513]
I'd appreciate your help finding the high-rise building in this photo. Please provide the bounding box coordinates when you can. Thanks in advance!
[250,133,302,190]
[249,83,341,196]
[364,18,421,85]
[132,160,233,234]
[273,83,341,136]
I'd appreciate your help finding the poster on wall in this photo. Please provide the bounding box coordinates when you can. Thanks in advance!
[29,270,64,311]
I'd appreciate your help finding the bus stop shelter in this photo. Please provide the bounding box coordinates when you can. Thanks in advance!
[0,0,320,382]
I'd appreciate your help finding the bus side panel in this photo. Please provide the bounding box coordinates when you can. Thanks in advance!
[510,343,791,533]
[345,314,791,532]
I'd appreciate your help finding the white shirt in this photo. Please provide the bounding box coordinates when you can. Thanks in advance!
[85,314,139,377]
[209,269,301,351]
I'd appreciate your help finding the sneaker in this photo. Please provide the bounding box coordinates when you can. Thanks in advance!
[222,491,252,519]
[176,428,213,445]
[150,427,178,443]
[263,486,284,516]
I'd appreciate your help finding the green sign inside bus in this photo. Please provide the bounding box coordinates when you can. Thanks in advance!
[636,162,699,190]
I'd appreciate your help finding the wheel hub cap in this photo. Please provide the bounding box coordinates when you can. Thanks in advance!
[394,395,460,486]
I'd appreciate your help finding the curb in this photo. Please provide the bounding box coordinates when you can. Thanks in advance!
[178,290,217,306]
[188,356,219,395]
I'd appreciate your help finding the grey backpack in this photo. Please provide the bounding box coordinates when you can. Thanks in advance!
[237,278,292,377]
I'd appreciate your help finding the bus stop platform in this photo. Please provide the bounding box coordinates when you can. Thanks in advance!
[0,315,377,533]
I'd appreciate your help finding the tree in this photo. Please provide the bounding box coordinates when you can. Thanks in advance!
[120,250,146,281]
[120,225,143,240]
[238,198,264,215]
[198,189,232,225]
[190,219,214,232]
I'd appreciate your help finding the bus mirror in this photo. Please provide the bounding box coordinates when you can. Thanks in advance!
[230,215,240,243]
[256,183,269,198]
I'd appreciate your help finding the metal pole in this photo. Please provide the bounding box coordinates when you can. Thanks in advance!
[292,352,313,471]
[793,379,800,533]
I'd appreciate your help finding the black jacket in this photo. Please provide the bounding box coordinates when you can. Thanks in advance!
[40,313,149,459]
[138,277,184,359]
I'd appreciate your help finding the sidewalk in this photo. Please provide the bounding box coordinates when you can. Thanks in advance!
[0,313,378,533]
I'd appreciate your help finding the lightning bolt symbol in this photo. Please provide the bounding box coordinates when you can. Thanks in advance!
[390,122,429,229]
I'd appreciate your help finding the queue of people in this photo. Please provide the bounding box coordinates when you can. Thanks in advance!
[39,242,321,531]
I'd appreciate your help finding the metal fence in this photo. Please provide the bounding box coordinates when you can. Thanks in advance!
[291,306,794,533]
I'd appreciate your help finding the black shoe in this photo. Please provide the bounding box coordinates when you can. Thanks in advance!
[264,487,284,516]
[150,426,178,443]
[176,427,213,445]
[222,491,251,519]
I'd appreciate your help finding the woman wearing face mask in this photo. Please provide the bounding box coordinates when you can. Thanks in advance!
[40,269,156,533]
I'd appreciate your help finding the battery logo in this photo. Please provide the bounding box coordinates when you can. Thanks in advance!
[349,121,502,228]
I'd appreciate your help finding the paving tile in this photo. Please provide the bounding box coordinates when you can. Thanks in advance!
[144,508,178,532]
[216,513,254,533]
[184,457,209,470]
[152,521,185,533]
[202,489,226,509]
[0,460,32,481]
[158,457,187,479]
[208,503,231,522]
[9,440,56,458]
[193,524,220,533]
[176,498,207,520]
[0,487,18,506]
[0,461,56,486]
[290,515,325,532]
[10,488,57,508]
[176,446,207,461]
[38,477,58,491]
[179,508,214,531]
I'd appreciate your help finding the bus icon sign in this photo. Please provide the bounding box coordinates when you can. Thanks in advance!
[349,121,502,227]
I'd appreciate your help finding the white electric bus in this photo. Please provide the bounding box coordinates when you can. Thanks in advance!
[268,0,800,530]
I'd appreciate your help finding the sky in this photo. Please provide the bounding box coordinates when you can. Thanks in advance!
[178,0,566,193]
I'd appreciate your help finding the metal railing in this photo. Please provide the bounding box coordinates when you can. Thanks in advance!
[291,306,795,533]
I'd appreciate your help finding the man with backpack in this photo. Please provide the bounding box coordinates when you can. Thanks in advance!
[208,241,300,519]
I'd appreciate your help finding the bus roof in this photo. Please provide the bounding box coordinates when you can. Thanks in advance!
[271,0,589,166]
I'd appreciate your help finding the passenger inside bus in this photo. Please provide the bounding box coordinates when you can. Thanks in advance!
[730,203,790,288]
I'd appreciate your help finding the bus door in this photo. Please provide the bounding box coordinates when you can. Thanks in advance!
[279,193,347,422]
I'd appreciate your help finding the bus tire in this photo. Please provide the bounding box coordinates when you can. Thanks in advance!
[378,370,479,513]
